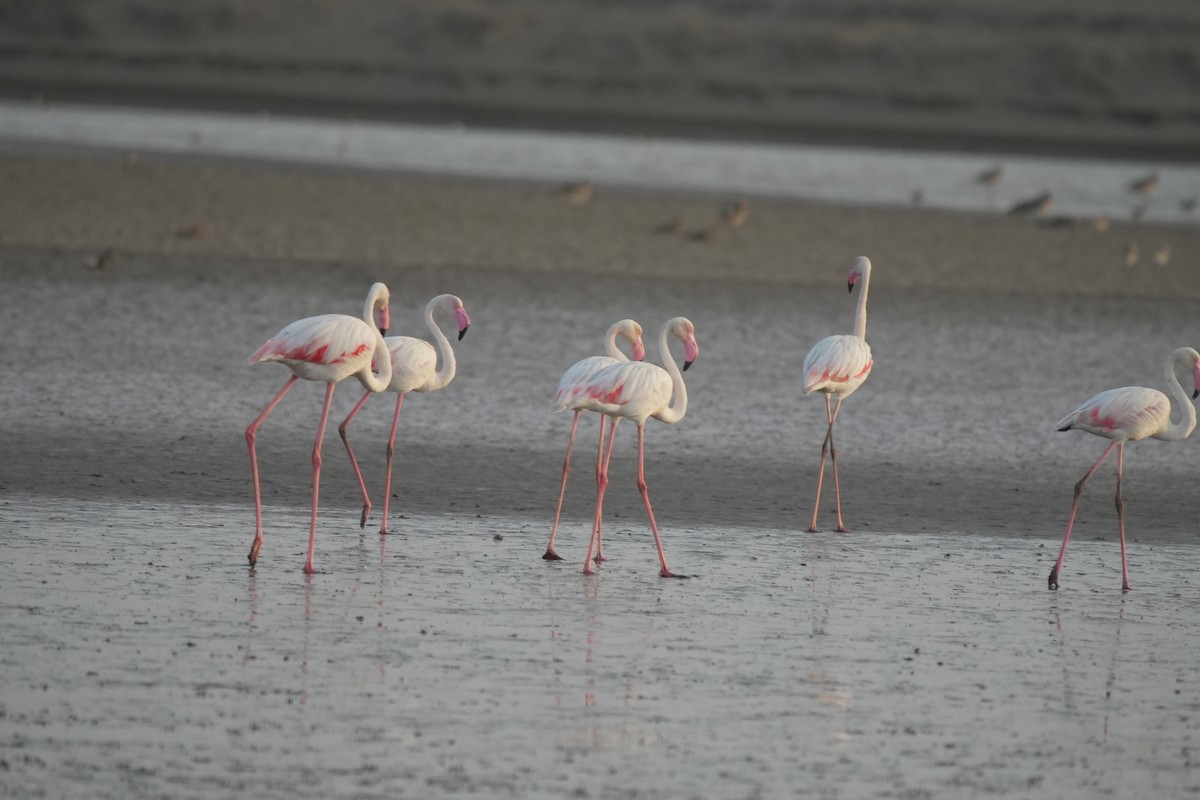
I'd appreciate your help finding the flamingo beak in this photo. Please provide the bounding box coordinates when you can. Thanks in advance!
[378,306,391,336]
[1193,363,1200,399]
[455,307,471,341]
[682,335,699,371]
[632,340,646,362]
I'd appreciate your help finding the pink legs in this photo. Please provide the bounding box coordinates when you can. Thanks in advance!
[808,395,849,533]
[634,423,678,578]
[245,376,299,567]
[338,390,374,528]
[244,376,335,573]
[582,417,620,575]
[582,419,680,578]
[301,383,338,574]
[378,393,405,535]
[546,414,611,562]
[1049,441,1131,592]
[544,411,581,560]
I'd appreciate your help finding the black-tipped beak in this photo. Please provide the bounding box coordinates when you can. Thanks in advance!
[1193,388,1198,399]
[847,282,854,293]
[379,326,387,336]
[683,359,693,372]
[458,325,469,341]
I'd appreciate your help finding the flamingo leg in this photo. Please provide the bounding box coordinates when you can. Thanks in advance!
[544,411,581,561]
[635,423,681,578]
[807,394,835,532]
[245,375,298,567]
[338,390,374,528]
[1115,443,1131,592]
[303,383,337,575]
[827,397,850,533]
[1049,440,1118,590]
[378,393,404,535]
[582,417,619,575]
[593,416,610,563]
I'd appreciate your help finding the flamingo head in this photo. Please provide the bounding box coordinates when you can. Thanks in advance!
[367,282,391,334]
[432,294,471,341]
[1190,348,1200,399]
[614,319,646,361]
[669,317,699,371]
[848,256,872,292]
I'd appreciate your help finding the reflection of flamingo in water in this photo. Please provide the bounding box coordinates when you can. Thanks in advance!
[1049,346,1200,592]
[574,317,700,577]
[338,294,471,534]
[245,282,393,573]
[545,320,646,562]
[803,257,874,533]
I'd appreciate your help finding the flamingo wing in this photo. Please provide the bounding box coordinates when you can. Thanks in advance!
[576,361,671,419]
[803,334,873,395]
[250,314,375,372]
[553,355,621,410]
[386,336,438,393]
[1055,386,1169,440]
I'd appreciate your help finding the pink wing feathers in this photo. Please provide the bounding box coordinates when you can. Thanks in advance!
[1055,386,1170,441]
[574,361,672,421]
[249,313,377,382]
[802,334,873,395]
[385,336,439,394]
[554,355,622,411]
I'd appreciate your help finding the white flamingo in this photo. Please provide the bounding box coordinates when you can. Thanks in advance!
[544,320,646,562]
[803,256,874,533]
[245,282,393,573]
[573,317,699,578]
[338,294,471,534]
[1049,346,1200,592]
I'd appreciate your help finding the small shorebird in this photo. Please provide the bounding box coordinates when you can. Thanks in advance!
[559,181,593,205]
[976,165,1004,186]
[720,198,750,227]
[1008,191,1053,216]
[1128,173,1160,196]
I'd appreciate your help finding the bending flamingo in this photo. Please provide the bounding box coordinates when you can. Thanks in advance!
[1049,346,1200,592]
[338,294,471,534]
[246,282,394,573]
[575,317,700,578]
[803,256,874,533]
[545,319,646,562]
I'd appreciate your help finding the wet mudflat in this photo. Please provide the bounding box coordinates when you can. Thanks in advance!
[3,498,1199,799]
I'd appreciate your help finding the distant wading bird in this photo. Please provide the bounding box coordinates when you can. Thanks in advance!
[803,256,874,533]
[338,294,471,534]
[246,282,394,573]
[574,317,699,578]
[1049,347,1200,592]
[545,320,646,562]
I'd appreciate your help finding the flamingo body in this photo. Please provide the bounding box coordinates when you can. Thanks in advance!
[1049,346,1200,592]
[338,294,470,534]
[803,256,874,533]
[802,334,873,398]
[245,282,393,574]
[576,317,699,578]
[544,320,645,561]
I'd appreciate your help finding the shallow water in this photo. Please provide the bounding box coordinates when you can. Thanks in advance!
[3,100,1199,225]
[3,497,1199,799]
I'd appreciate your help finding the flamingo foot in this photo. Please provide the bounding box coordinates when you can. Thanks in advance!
[659,568,689,579]
[359,505,371,529]
[1048,567,1060,590]
[583,564,597,576]
[248,539,262,567]
[379,526,390,536]
[806,525,819,533]
[593,552,607,563]
[1122,582,1132,593]
[303,562,317,575]
[836,525,851,534]
[542,548,563,561]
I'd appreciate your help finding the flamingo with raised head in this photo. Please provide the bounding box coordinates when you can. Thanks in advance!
[545,320,646,562]
[803,256,874,533]
[573,317,699,578]
[338,294,471,534]
[1049,346,1200,592]
[245,282,393,573]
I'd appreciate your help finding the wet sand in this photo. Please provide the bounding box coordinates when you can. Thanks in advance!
[3,147,1200,797]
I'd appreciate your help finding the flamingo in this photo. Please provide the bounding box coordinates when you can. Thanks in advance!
[338,294,471,534]
[803,256,874,533]
[574,317,700,578]
[1048,347,1200,592]
[545,319,646,562]
[245,282,393,574]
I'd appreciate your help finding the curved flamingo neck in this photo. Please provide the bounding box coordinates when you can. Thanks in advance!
[852,262,871,340]
[1156,348,1198,441]
[654,323,688,425]
[355,283,392,392]
[604,326,630,362]
[423,300,458,392]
